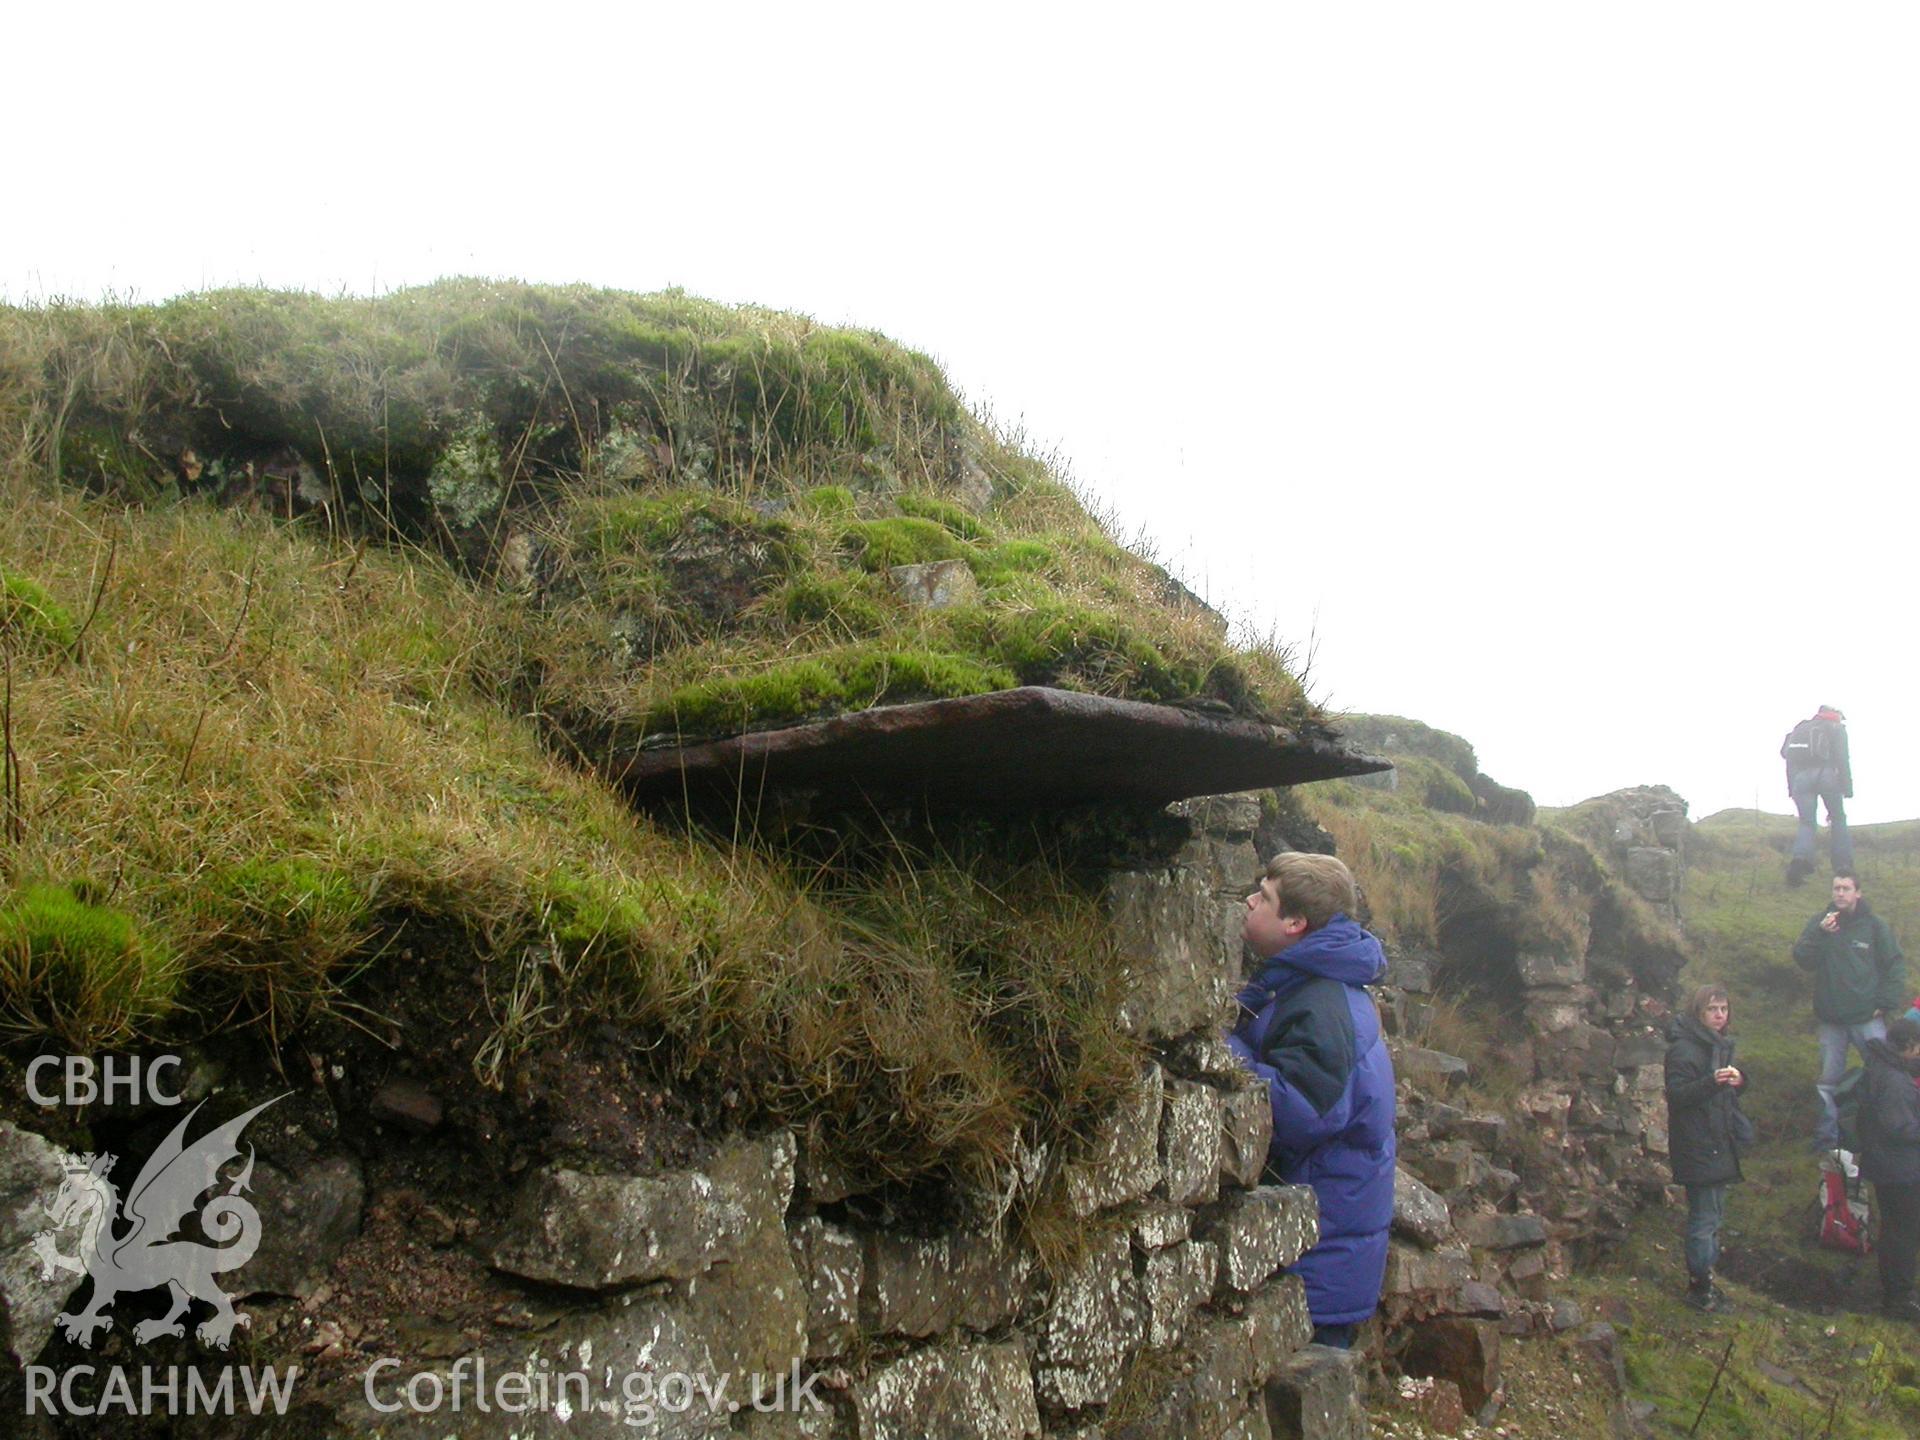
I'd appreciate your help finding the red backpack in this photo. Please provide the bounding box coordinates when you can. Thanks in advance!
[1815,1164,1872,1255]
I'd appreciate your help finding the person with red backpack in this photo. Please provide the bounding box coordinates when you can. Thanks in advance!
[1858,1016,1920,1322]
[1782,705,1853,885]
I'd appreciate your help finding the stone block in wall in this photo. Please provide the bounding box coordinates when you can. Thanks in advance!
[1624,847,1678,904]
[1130,1200,1194,1251]
[1456,1112,1508,1153]
[1264,1344,1370,1440]
[1621,1063,1664,1096]
[1457,1213,1547,1251]
[1505,1248,1552,1301]
[1173,792,1264,840]
[436,1135,807,1437]
[860,1227,1031,1339]
[1614,1031,1666,1069]
[1065,1064,1164,1216]
[1382,1244,1466,1328]
[1391,1166,1452,1249]
[1374,988,1410,1039]
[1034,1230,1145,1410]
[1221,1085,1275,1190]
[1107,865,1238,1040]
[1469,1162,1520,1207]
[1143,1239,1219,1347]
[1641,1116,1670,1157]
[1516,952,1584,987]
[491,1155,760,1290]
[1401,1317,1502,1414]
[1169,1032,1251,1084]
[1522,993,1589,1035]
[1403,1142,1474,1194]
[1601,983,1639,1022]
[1535,1023,1616,1080]
[1395,1047,1470,1092]
[1105,1277,1312,1440]
[1514,1084,1573,1137]
[1452,1280,1506,1318]
[1160,1079,1224,1206]
[1200,837,1262,894]
[789,1215,863,1359]
[851,1341,1041,1440]
[1200,1185,1319,1294]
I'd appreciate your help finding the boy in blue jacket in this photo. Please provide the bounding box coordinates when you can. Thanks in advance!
[1227,851,1397,1348]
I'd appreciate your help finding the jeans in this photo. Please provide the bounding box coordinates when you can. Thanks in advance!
[1685,1183,1728,1278]
[1791,768,1853,871]
[1876,1182,1920,1304]
[1311,1323,1356,1349]
[1816,1018,1887,1146]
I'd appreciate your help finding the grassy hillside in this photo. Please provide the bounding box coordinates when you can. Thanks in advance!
[1564,810,1920,1436]
[0,281,1334,1216]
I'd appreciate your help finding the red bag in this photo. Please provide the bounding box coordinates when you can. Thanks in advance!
[1817,1168,1872,1254]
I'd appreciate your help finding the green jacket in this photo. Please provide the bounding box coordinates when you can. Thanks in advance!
[1793,899,1907,1025]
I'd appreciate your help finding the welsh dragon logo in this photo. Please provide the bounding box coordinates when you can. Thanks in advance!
[30,1096,284,1349]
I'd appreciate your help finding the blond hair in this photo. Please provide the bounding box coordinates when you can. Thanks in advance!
[1264,852,1358,931]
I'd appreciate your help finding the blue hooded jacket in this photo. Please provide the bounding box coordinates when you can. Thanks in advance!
[1226,914,1397,1326]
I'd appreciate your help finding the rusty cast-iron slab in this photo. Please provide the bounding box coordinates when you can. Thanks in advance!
[606,686,1387,809]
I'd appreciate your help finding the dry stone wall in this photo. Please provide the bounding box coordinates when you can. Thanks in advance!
[0,783,1691,1438]
[1365,788,1691,1428]
[0,797,1353,1440]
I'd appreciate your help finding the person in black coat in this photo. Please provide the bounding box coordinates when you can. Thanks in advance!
[1859,1015,1920,1321]
[1665,983,1753,1312]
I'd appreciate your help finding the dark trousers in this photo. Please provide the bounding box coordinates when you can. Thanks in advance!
[1875,1181,1920,1303]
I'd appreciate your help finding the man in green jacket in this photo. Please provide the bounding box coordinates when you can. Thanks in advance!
[1796,871,1908,1149]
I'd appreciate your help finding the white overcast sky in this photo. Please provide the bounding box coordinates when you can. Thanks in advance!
[8,4,1919,824]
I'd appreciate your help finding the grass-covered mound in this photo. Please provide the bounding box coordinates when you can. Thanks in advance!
[0,280,1323,1220]
[0,467,1146,1208]
[0,281,1315,750]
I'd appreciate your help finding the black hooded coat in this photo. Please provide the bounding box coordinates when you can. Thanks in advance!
[1859,1037,1920,1187]
[1664,1014,1751,1186]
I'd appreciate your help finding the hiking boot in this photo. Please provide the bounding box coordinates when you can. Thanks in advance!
[1685,1275,1716,1312]
[1704,1282,1733,1313]
[1881,1296,1920,1324]
[1786,857,1812,886]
